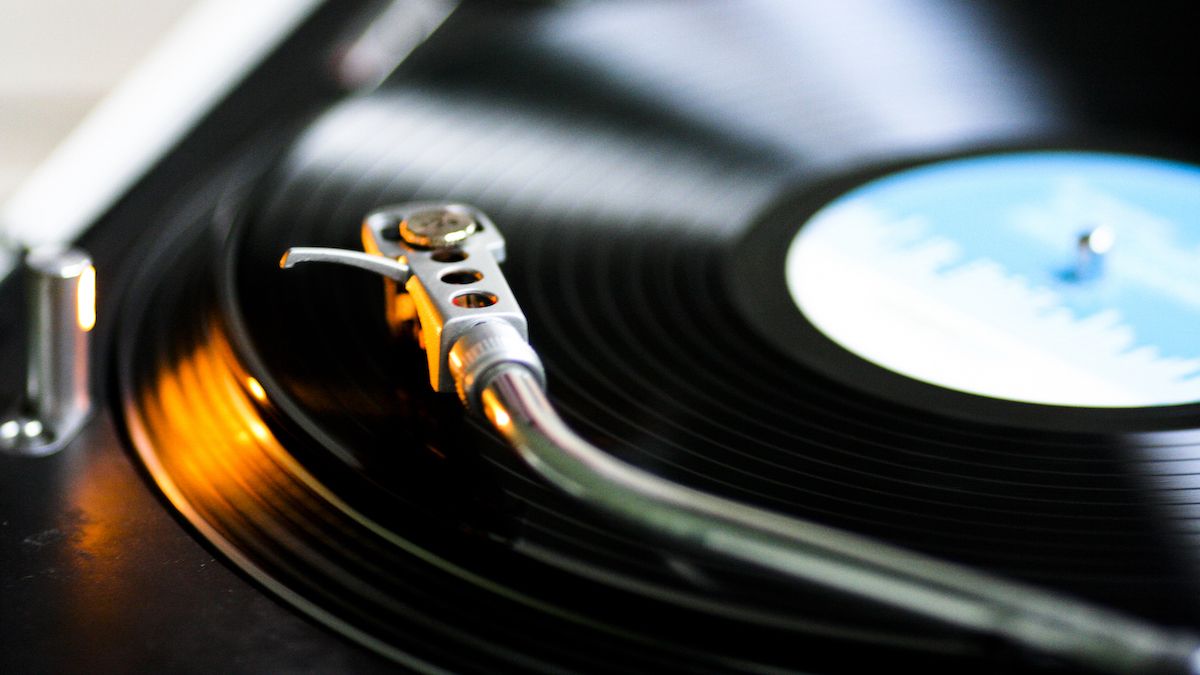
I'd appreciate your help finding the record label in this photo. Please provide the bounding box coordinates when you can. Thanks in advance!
[786,152,1200,408]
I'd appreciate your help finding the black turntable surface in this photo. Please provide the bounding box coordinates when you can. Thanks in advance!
[4,1,1200,673]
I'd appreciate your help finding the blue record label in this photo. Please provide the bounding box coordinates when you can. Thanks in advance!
[786,152,1200,408]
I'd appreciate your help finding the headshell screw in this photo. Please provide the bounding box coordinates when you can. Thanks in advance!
[397,205,479,249]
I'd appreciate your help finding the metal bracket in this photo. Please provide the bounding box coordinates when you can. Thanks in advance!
[281,202,532,395]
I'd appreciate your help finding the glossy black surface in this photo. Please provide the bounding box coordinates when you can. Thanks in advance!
[150,0,1200,669]
[6,1,1200,673]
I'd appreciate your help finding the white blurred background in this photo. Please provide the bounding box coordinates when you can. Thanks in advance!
[0,0,197,202]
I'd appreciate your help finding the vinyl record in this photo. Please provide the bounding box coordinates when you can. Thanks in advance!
[118,1,1200,671]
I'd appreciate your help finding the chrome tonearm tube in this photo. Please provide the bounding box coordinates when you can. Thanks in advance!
[281,202,1200,675]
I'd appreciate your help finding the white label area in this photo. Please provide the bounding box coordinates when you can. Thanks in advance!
[786,152,1200,408]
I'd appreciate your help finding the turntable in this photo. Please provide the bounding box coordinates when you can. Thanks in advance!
[3,1,1200,672]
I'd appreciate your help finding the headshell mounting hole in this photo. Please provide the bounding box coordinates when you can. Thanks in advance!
[431,249,468,263]
[441,269,484,285]
[452,291,498,308]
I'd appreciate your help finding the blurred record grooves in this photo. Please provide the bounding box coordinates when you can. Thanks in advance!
[115,1,1200,672]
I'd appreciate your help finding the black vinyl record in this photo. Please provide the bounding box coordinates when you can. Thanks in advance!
[118,1,1200,671]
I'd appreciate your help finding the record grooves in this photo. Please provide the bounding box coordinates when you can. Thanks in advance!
[118,159,970,672]
[110,1,1200,672]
